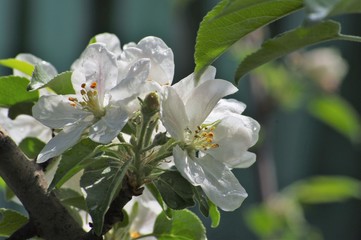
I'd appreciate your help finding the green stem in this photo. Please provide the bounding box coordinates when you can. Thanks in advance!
[338,34,361,43]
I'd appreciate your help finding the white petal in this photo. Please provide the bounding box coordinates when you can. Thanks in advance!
[110,59,150,101]
[206,99,246,123]
[160,87,188,140]
[71,43,118,104]
[32,95,92,129]
[88,105,129,144]
[207,115,260,168]
[173,146,205,185]
[173,66,216,101]
[136,36,174,86]
[36,120,91,163]
[197,155,247,211]
[186,79,238,128]
[14,54,57,78]
[94,33,122,57]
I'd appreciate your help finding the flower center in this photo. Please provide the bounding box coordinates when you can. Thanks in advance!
[185,122,219,152]
[68,82,105,118]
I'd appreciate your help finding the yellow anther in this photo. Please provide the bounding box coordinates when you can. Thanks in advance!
[130,231,141,239]
[81,89,86,95]
[81,83,86,88]
[208,132,214,137]
[211,143,219,148]
[68,97,77,102]
[90,82,97,89]
[70,102,76,107]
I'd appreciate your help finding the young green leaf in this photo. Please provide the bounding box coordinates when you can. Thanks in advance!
[0,76,39,107]
[27,62,58,91]
[0,58,34,76]
[308,95,361,143]
[153,209,206,240]
[49,138,101,190]
[235,20,361,83]
[19,137,45,159]
[80,158,132,236]
[154,171,195,210]
[45,71,75,94]
[0,209,28,237]
[208,201,220,228]
[194,0,304,79]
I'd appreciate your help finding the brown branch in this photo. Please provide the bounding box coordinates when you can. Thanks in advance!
[0,127,86,240]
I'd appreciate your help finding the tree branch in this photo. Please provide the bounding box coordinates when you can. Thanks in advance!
[0,127,86,240]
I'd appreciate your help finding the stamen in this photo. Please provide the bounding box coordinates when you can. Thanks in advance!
[81,83,86,88]
[90,82,97,89]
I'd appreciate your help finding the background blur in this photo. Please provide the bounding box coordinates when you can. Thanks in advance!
[1,1,361,239]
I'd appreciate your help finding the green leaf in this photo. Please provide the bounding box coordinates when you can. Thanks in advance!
[154,171,195,210]
[305,0,361,22]
[19,137,45,159]
[245,205,284,237]
[194,0,304,79]
[308,95,361,143]
[235,20,360,83]
[27,62,58,91]
[0,76,39,107]
[208,201,220,228]
[285,176,361,203]
[146,183,173,219]
[0,208,28,237]
[192,186,210,217]
[45,71,75,94]
[54,188,87,210]
[7,102,34,119]
[153,209,206,240]
[49,138,101,190]
[80,158,131,236]
[0,58,34,76]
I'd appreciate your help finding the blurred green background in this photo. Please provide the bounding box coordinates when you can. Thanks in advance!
[1,0,361,239]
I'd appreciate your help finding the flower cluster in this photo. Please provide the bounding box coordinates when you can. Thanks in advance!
[32,33,260,212]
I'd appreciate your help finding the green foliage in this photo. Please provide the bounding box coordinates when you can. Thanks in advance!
[0,58,34,76]
[194,0,304,79]
[0,76,39,107]
[194,0,361,83]
[286,176,361,203]
[18,137,45,159]
[80,158,131,236]
[308,95,361,143]
[28,63,56,91]
[49,138,101,190]
[0,209,28,237]
[208,201,220,228]
[44,71,75,94]
[153,209,206,240]
[154,171,195,210]
[54,188,87,210]
[235,20,343,83]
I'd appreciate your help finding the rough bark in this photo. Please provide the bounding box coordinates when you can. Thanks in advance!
[0,127,85,240]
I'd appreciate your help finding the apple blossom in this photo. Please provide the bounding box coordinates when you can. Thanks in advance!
[161,66,260,211]
[33,43,150,163]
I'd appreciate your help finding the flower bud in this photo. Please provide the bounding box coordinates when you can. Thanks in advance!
[141,92,160,116]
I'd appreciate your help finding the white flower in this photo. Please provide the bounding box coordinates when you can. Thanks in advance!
[124,188,162,240]
[0,108,51,145]
[161,67,260,211]
[33,43,150,163]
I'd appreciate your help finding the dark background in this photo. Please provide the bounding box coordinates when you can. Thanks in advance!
[1,1,360,239]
